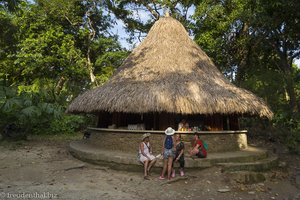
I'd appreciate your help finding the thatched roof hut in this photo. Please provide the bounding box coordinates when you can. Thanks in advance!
[67,16,272,121]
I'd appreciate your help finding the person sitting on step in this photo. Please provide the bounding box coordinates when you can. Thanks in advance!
[138,133,156,180]
[189,133,207,158]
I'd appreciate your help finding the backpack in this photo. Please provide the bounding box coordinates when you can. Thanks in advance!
[164,135,173,149]
[203,141,208,150]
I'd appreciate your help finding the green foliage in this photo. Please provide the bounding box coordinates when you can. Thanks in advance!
[285,129,300,154]
[12,2,89,88]
[106,0,196,43]
[272,112,300,154]
[0,0,128,138]
[47,115,87,135]
[94,37,129,84]
[0,84,60,133]
[192,0,300,153]
[0,83,91,136]
[193,0,254,75]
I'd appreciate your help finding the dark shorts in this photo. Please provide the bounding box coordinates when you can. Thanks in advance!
[196,150,206,158]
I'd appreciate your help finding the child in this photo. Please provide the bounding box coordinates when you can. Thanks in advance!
[172,133,185,177]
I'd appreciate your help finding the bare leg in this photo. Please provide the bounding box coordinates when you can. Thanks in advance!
[144,160,149,177]
[147,159,156,175]
[167,157,173,180]
[190,148,199,157]
[161,159,168,178]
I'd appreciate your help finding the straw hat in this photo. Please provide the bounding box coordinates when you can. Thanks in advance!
[165,127,175,136]
[141,133,151,141]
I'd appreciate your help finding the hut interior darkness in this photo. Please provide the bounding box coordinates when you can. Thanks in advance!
[97,112,240,131]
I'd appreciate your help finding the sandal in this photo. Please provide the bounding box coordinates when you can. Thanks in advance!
[171,169,175,178]
[180,170,185,176]
[144,176,150,180]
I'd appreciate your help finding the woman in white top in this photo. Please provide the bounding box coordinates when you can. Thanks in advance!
[139,133,156,180]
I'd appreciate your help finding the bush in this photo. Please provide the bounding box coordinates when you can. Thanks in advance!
[285,129,300,154]
[271,112,300,154]
[48,114,88,135]
[240,112,300,155]
[1,123,27,140]
[0,85,62,137]
[0,84,98,138]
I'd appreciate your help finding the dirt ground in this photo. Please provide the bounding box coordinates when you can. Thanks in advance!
[0,135,299,200]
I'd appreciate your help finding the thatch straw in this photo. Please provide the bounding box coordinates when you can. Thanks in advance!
[66,16,273,119]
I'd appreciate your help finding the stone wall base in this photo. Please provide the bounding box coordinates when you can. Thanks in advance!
[88,131,248,154]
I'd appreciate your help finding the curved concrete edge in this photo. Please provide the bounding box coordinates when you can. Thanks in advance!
[69,140,270,170]
[217,155,279,172]
[69,141,140,172]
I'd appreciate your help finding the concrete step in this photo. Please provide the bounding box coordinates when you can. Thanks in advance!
[69,140,273,171]
[184,146,269,168]
[217,155,279,172]
[208,147,269,164]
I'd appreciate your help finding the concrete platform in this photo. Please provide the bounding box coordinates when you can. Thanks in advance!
[69,140,276,172]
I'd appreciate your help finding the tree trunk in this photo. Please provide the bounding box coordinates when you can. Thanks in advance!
[85,5,97,87]
[235,22,250,86]
[281,57,297,112]
[284,74,297,112]
[55,76,66,95]
[87,48,97,86]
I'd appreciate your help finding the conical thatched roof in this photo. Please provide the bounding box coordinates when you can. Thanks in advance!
[67,16,273,119]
